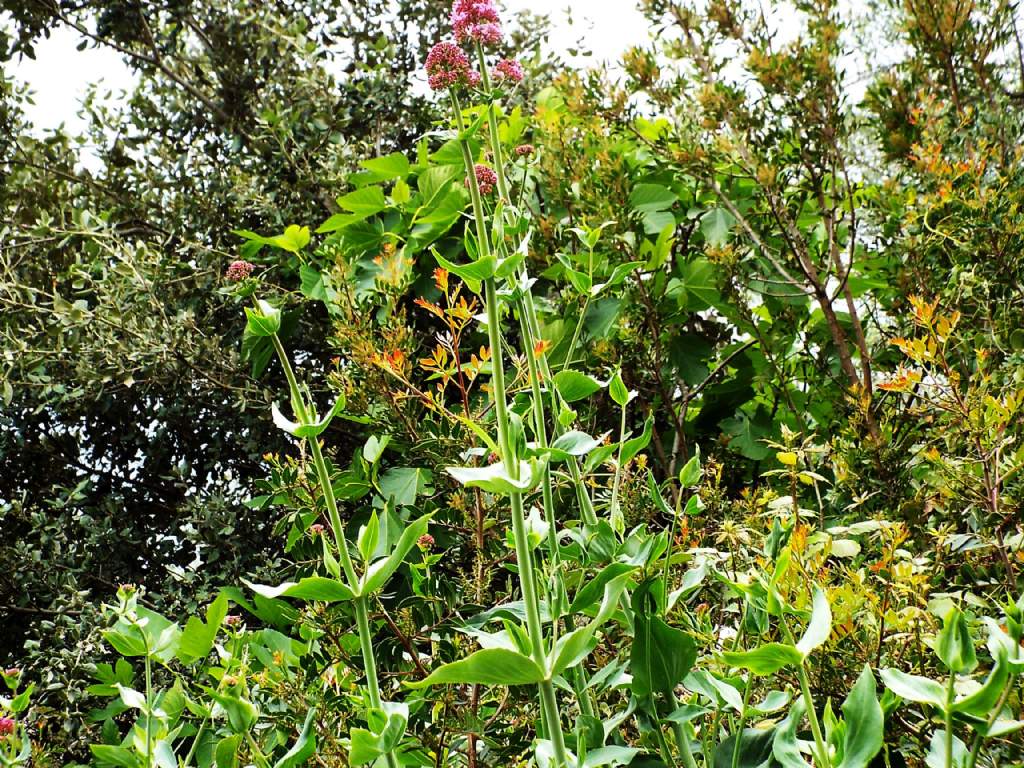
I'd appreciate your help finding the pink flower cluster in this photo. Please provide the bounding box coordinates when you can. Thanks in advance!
[494,58,524,83]
[452,0,502,46]
[514,144,535,157]
[425,41,480,91]
[466,164,498,195]
[0,717,14,737]
[225,260,255,281]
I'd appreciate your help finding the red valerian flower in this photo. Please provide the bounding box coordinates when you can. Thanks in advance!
[0,717,15,737]
[465,164,498,195]
[425,41,477,91]
[494,58,524,83]
[452,0,502,46]
[310,523,326,536]
[514,143,535,157]
[225,260,255,281]
[417,533,435,550]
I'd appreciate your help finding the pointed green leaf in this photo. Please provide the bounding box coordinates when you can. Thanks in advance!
[837,666,883,768]
[243,577,355,603]
[407,648,545,687]
[879,668,946,709]
[722,643,802,675]
[797,587,832,657]
[360,515,431,595]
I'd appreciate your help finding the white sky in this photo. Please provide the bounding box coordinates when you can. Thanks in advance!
[9,2,651,135]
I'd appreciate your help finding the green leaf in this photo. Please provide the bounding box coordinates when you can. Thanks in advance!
[951,651,1009,717]
[378,467,432,507]
[721,410,772,461]
[570,562,636,613]
[678,454,702,488]
[608,370,631,407]
[115,683,147,710]
[879,668,947,709]
[631,604,697,698]
[337,186,387,215]
[360,152,410,180]
[408,648,546,687]
[177,592,229,665]
[837,666,883,768]
[360,514,431,595]
[796,587,832,657]
[630,183,675,213]
[722,643,802,675]
[925,730,968,768]
[935,607,978,674]
[357,511,380,564]
[244,300,282,337]
[362,434,390,465]
[273,708,317,768]
[90,745,138,768]
[549,571,632,677]
[271,395,346,439]
[771,698,808,768]
[207,689,259,733]
[553,370,604,402]
[713,727,777,768]
[274,225,311,254]
[546,430,606,462]
[446,459,539,495]
[215,734,242,768]
[583,746,641,768]
[700,207,736,247]
[243,576,355,603]
[620,415,653,466]
[432,248,497,284]
[350,702,408,766]
[678,258,721,311]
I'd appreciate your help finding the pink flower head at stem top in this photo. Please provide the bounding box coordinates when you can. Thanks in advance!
[451,0,502,46]
[0,717,14,738]
[466,164,498,195]
[514,143,535,157]
[225,260,255,281]
[425,41,478,91]
[494,58,524,83]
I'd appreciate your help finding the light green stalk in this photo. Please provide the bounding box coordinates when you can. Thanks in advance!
[472,44,599,528]
[269,335,398,768]
[450,87,570,767]
[781,621,831,768]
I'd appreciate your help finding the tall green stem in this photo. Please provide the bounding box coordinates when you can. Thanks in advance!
[269,335,397,768]
[451,86,569,766]
[609,402,629,533]
[945,673,956,768]
[472,49,599,528]
[730,676,754,768]
[781,622,830,768]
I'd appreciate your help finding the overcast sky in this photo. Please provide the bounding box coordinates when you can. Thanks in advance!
[9,1,651,135]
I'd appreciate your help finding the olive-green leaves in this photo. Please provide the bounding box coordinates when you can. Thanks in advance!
[244,299,282,337]
[935,607,977,674]
[350,702,408,766]
[796,586,833,657]
[721,643,804,676]
[446,458,542,495]
[271,394,346,439]
[408,648,546,688]
[244,576,357,604]
[836,666,884,768]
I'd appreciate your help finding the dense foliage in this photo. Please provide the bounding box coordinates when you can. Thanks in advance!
[1,1,1022,767]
